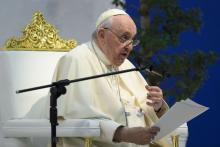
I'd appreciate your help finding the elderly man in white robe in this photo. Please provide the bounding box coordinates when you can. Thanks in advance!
[50,9,171,147]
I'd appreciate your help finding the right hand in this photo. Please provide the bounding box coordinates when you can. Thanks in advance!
[114,126,160,145]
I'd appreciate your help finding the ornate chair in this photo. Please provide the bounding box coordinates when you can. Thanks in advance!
[0,12,188,147]
[0,12,99,147]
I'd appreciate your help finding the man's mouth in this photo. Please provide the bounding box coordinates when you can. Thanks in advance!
[120,52,128,59]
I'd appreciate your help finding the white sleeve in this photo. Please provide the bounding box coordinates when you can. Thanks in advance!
[99,120,122,143]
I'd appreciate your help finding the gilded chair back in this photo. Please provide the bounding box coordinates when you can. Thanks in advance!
[4,11,77,51]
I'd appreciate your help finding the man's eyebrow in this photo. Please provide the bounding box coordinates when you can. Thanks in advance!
[121,31,132,37]
[122,32,137,39]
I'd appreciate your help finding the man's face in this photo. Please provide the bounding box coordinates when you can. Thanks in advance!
[99,15,137,66]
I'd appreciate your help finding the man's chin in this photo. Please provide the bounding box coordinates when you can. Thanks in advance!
[115,59,125,66]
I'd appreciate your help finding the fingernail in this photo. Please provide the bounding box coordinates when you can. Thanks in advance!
[145,85,150,89]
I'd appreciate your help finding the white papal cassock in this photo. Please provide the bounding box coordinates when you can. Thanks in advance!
[39,40,171,147]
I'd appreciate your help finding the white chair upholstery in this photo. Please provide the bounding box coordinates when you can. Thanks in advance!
[0,51,100,147]
[2,119,100,138]
[168,123,188,147]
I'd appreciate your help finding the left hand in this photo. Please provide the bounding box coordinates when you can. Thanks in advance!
[145,85,163,111]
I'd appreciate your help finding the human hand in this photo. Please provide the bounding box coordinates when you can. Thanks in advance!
[145,85,163,111]
[114,126,160,145]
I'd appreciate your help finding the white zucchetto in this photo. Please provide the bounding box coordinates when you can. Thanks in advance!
[96,9,128,28]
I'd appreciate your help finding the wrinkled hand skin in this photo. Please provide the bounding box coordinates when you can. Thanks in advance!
[114,126,160,145]
[145,85,163,111]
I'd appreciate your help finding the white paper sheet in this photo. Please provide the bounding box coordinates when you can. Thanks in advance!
[153,98,209,141]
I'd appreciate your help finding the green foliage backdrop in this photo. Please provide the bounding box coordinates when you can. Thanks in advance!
[112,0,218,102]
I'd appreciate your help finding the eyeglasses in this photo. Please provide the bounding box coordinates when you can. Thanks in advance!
[103,28,140,47]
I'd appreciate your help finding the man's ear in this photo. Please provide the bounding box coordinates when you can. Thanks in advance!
[97,28,105,40]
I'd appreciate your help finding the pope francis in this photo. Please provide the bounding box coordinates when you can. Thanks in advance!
[43,9,171,147]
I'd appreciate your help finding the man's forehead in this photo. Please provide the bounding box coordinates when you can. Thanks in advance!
[111,15,137,34]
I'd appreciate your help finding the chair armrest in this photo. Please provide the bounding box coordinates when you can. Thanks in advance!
[2,119,100,138]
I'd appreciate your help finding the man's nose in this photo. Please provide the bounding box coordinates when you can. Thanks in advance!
[124,41,133,51]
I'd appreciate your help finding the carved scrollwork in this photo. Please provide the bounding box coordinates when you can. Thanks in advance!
[4,11,77,51]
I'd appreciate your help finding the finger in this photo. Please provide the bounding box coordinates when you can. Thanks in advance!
[143,126,159,132]
[143,128,159,144]
[145,85,150,89]
[147,101,160,107]
[146,101,154,107]
[147,99,161,106]
[144,132,155,143]
[151,133,157,137]
[149,126,160,132]
[146,86,162,92]
[147,92,163,98]
[147,97,162,103]
[149,131,158,136]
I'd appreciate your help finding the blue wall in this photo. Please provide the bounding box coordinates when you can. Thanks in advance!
[180,1,220,146]
[126,0,220,146]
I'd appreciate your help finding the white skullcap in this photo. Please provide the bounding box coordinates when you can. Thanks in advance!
[96,9,128,28]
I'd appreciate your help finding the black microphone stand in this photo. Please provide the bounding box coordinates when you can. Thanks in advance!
[16,66,160,147]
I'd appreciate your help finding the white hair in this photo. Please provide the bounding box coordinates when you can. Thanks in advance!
[92,17,113,40]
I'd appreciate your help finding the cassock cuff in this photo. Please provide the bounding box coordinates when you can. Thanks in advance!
[100,120,122,143]
[156,99,169,117]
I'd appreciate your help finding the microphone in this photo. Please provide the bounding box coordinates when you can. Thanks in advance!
[144,65,163,78]
[134,52,170,78]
